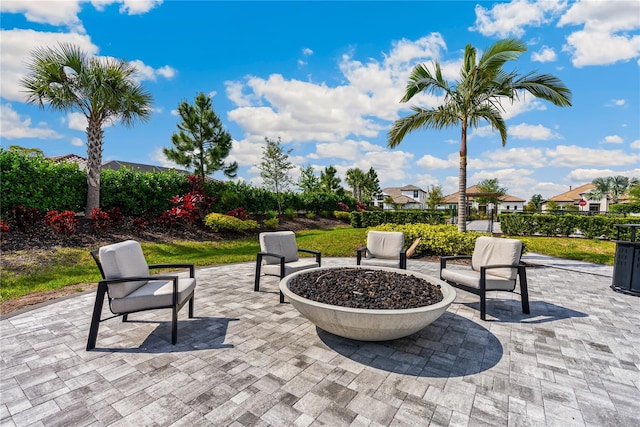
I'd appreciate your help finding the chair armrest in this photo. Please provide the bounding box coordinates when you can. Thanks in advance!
[299,248,321,265]
[257,252,285,260]
[440,255,471,270]
[149,263,195,278]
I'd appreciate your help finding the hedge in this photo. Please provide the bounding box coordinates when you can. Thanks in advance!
[350,210,446,228]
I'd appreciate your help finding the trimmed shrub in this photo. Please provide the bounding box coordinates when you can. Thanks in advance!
[204,213,259,234]
[333,211,351,223]
[350,210,446,228]
[0,149,86,215]
[263,218,279,229]
[372,223,489,256]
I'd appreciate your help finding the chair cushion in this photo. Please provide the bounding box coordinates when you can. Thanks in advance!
[441,267,516,291]
[471,237,522,280]
[99,240,149,298]
[260,231,299,264]
[366,231,404,259]
[359,258,403,269]
[262,259,319,277]
[110,277,196,314]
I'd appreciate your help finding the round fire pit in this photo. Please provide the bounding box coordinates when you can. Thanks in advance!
[280,266,456,341]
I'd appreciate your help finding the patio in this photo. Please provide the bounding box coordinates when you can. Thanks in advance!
[1,256,639,426]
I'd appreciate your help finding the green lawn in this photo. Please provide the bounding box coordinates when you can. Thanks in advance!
[1,227,616,302]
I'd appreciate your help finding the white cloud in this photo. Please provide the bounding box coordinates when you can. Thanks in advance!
[631,140,640,150]
[605,99,626,107]
[128,59,176,82]
[477,147,547,168]
[558,1,640,67]
[71,137,84,147]
[470,0,567,37]
[67,113,88,131]
[562,30,640,67]
[149,146,184,169]
[509,123,561,140]
[416,154,456,170]
[546,144,639,167]
[1,0,84,32]
[602,135,623,144]
[0,103,64,140]
[226,34,447,147]
[468,168,537,200]
[0,29,97,102]
[302,48,313,56]
[531,46,557,62]
[565,168,640,184]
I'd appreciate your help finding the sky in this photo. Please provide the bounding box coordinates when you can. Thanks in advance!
[1,0,639,203]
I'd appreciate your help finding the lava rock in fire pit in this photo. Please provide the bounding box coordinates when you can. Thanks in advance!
[288,267,443,310]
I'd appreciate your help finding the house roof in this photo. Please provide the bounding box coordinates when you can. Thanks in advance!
[546,183,594,202]
[48,154,190,175]
[101,160,189,174]
[442,185,525,203]
[381,187,421,205]
[399,184,423,191]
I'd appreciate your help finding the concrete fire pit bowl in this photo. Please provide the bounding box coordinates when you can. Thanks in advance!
[280,266,456,341]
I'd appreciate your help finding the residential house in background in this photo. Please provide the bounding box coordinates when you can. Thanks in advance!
[49,154,190,174]
[441,185,526,214]
[372,185,427,210]
[541,183,610,212]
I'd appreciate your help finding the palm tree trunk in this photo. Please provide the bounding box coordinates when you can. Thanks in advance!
[85,123,103,217]
[458,122,468,232]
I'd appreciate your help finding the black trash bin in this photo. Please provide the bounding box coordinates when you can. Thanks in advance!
[611,224,640,296]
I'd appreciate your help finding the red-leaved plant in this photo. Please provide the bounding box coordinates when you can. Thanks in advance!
[226,207,248,220]
[90,207,124,232]
[0,220,10,235]
[44,210,79,236]
[158,175,215,228]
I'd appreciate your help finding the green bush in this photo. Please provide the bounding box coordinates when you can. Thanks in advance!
[333,211,351,222]
[284,208,296,219]
[265,210,278,219]
[372,223,488,256]
[305,212,316,219]
[498,213,636,240]
[204,213,259,233]
[0,149,86,215]
[263,217,279,229]
[101,167,189,215]
[350,210,446,228]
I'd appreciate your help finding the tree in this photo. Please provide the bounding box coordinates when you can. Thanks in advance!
[258,137,294,213]
[20,43,153,216]
[297,164,320,193]
[475,178,507,207]
[387,38,571,231]
[587,175,639,204]
[425,185,444,210]
[164,92,238,182]
[345,168,367,201]
[319,165,342,193]
[364,167,382,202]
[525,194,543,211]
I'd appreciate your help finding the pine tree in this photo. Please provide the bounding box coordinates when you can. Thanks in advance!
[164,92,238,181]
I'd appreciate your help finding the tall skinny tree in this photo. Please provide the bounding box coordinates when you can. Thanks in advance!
[388,38,572,231]
[345,168,367,201]
[164,92,238,181]
[259,137,294,213]
[319,166,342,193]
[20,43,153,216]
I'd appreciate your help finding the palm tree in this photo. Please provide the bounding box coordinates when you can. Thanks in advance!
[345,168,366,201]
[387,38,572,231]
[20,43,153,216]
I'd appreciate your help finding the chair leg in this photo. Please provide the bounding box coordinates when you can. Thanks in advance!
[122,314,128,322]
[171,305,178,345]
[480,272,487,321]
[254,257,262,292]
[519,269,530,314]
[86,283,107,351]
[189,295,194,318]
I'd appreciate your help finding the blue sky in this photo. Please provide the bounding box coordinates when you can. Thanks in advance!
[1,1,639,202]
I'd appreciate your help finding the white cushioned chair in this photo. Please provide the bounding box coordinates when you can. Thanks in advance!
[357,231,408,269]
[440,236,529,320]
[255,231,321,303]
[87,240,196,350]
